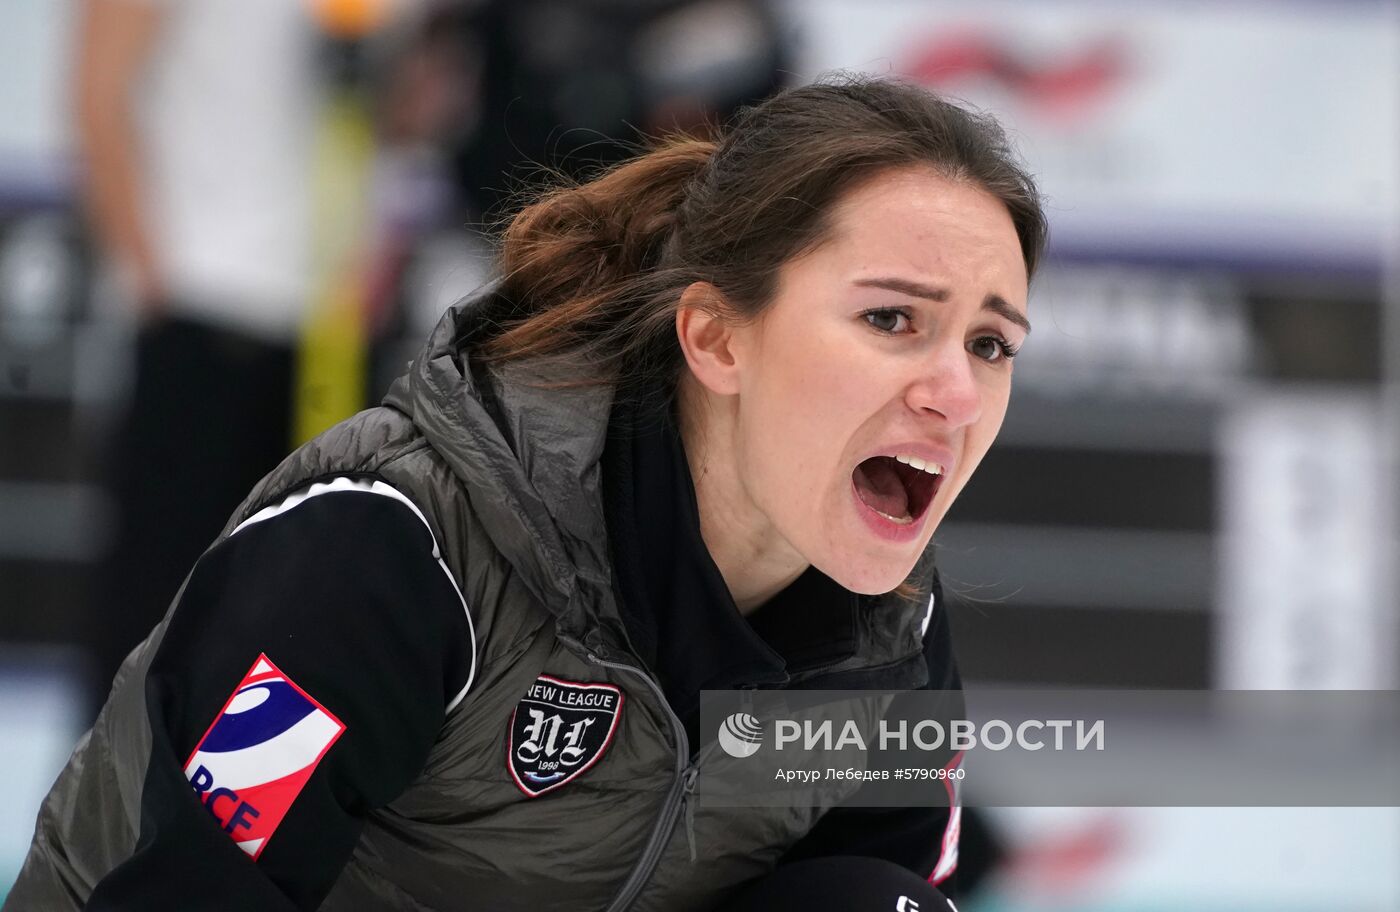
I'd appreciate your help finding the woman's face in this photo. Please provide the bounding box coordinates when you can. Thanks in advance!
[724,166,1030,595]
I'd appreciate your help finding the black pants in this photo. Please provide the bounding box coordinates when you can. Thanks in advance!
[91,316,293,714]
[721,858,957,912]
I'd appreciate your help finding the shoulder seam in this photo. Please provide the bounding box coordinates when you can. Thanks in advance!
[231,476,478,712]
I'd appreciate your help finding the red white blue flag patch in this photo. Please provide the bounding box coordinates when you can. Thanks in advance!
[184,654,345,859]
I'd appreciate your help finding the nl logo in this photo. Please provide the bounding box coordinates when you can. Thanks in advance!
[183,654,345,859]
[508,674,624,798]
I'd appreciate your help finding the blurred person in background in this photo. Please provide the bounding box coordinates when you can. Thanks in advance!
[7,76,1042,911]
[446,0,789,221]
[73,0,320,708]
[71,0,400,714]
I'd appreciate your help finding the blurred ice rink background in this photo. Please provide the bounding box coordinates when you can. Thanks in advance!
[1,0,1397,908]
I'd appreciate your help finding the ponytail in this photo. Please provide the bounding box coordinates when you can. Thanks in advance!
[481,137,717,382]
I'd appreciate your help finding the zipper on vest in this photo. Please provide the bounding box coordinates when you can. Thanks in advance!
[679,765,700,863]
[583,647,694,912]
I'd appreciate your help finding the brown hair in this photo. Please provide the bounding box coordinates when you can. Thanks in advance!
[482,75,1045,395]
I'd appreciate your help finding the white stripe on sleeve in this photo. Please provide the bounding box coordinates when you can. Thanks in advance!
[232,476,477,711]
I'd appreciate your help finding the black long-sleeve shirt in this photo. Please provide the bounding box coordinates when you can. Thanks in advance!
[86,480,474,910]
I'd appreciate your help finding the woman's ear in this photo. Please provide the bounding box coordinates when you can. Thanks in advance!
[675,282,743,396]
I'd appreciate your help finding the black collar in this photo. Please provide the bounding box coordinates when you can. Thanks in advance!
[600,388,862,730]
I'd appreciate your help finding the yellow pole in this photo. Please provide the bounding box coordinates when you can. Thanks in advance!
[292,62,376,446]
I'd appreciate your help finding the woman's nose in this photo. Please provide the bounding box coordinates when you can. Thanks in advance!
[903,346,982,429]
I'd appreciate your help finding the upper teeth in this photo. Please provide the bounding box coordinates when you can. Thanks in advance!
[894,454,944,475]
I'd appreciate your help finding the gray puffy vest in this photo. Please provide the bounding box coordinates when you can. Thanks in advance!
[13,291,936,911]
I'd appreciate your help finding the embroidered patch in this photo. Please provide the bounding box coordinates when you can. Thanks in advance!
[184,654,346,858]
[508,674,624,797]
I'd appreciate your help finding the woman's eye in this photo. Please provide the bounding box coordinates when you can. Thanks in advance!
[862,308,911,334]
[970,335,1018,363]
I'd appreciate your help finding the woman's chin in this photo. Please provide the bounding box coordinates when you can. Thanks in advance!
[818,552,923,597]
[799,507,936,594]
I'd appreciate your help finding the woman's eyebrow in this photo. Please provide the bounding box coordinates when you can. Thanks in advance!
[984,294,1031,335]
[853,276,1032,335]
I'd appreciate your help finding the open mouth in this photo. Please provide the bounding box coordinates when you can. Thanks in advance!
[852,455,942,526]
